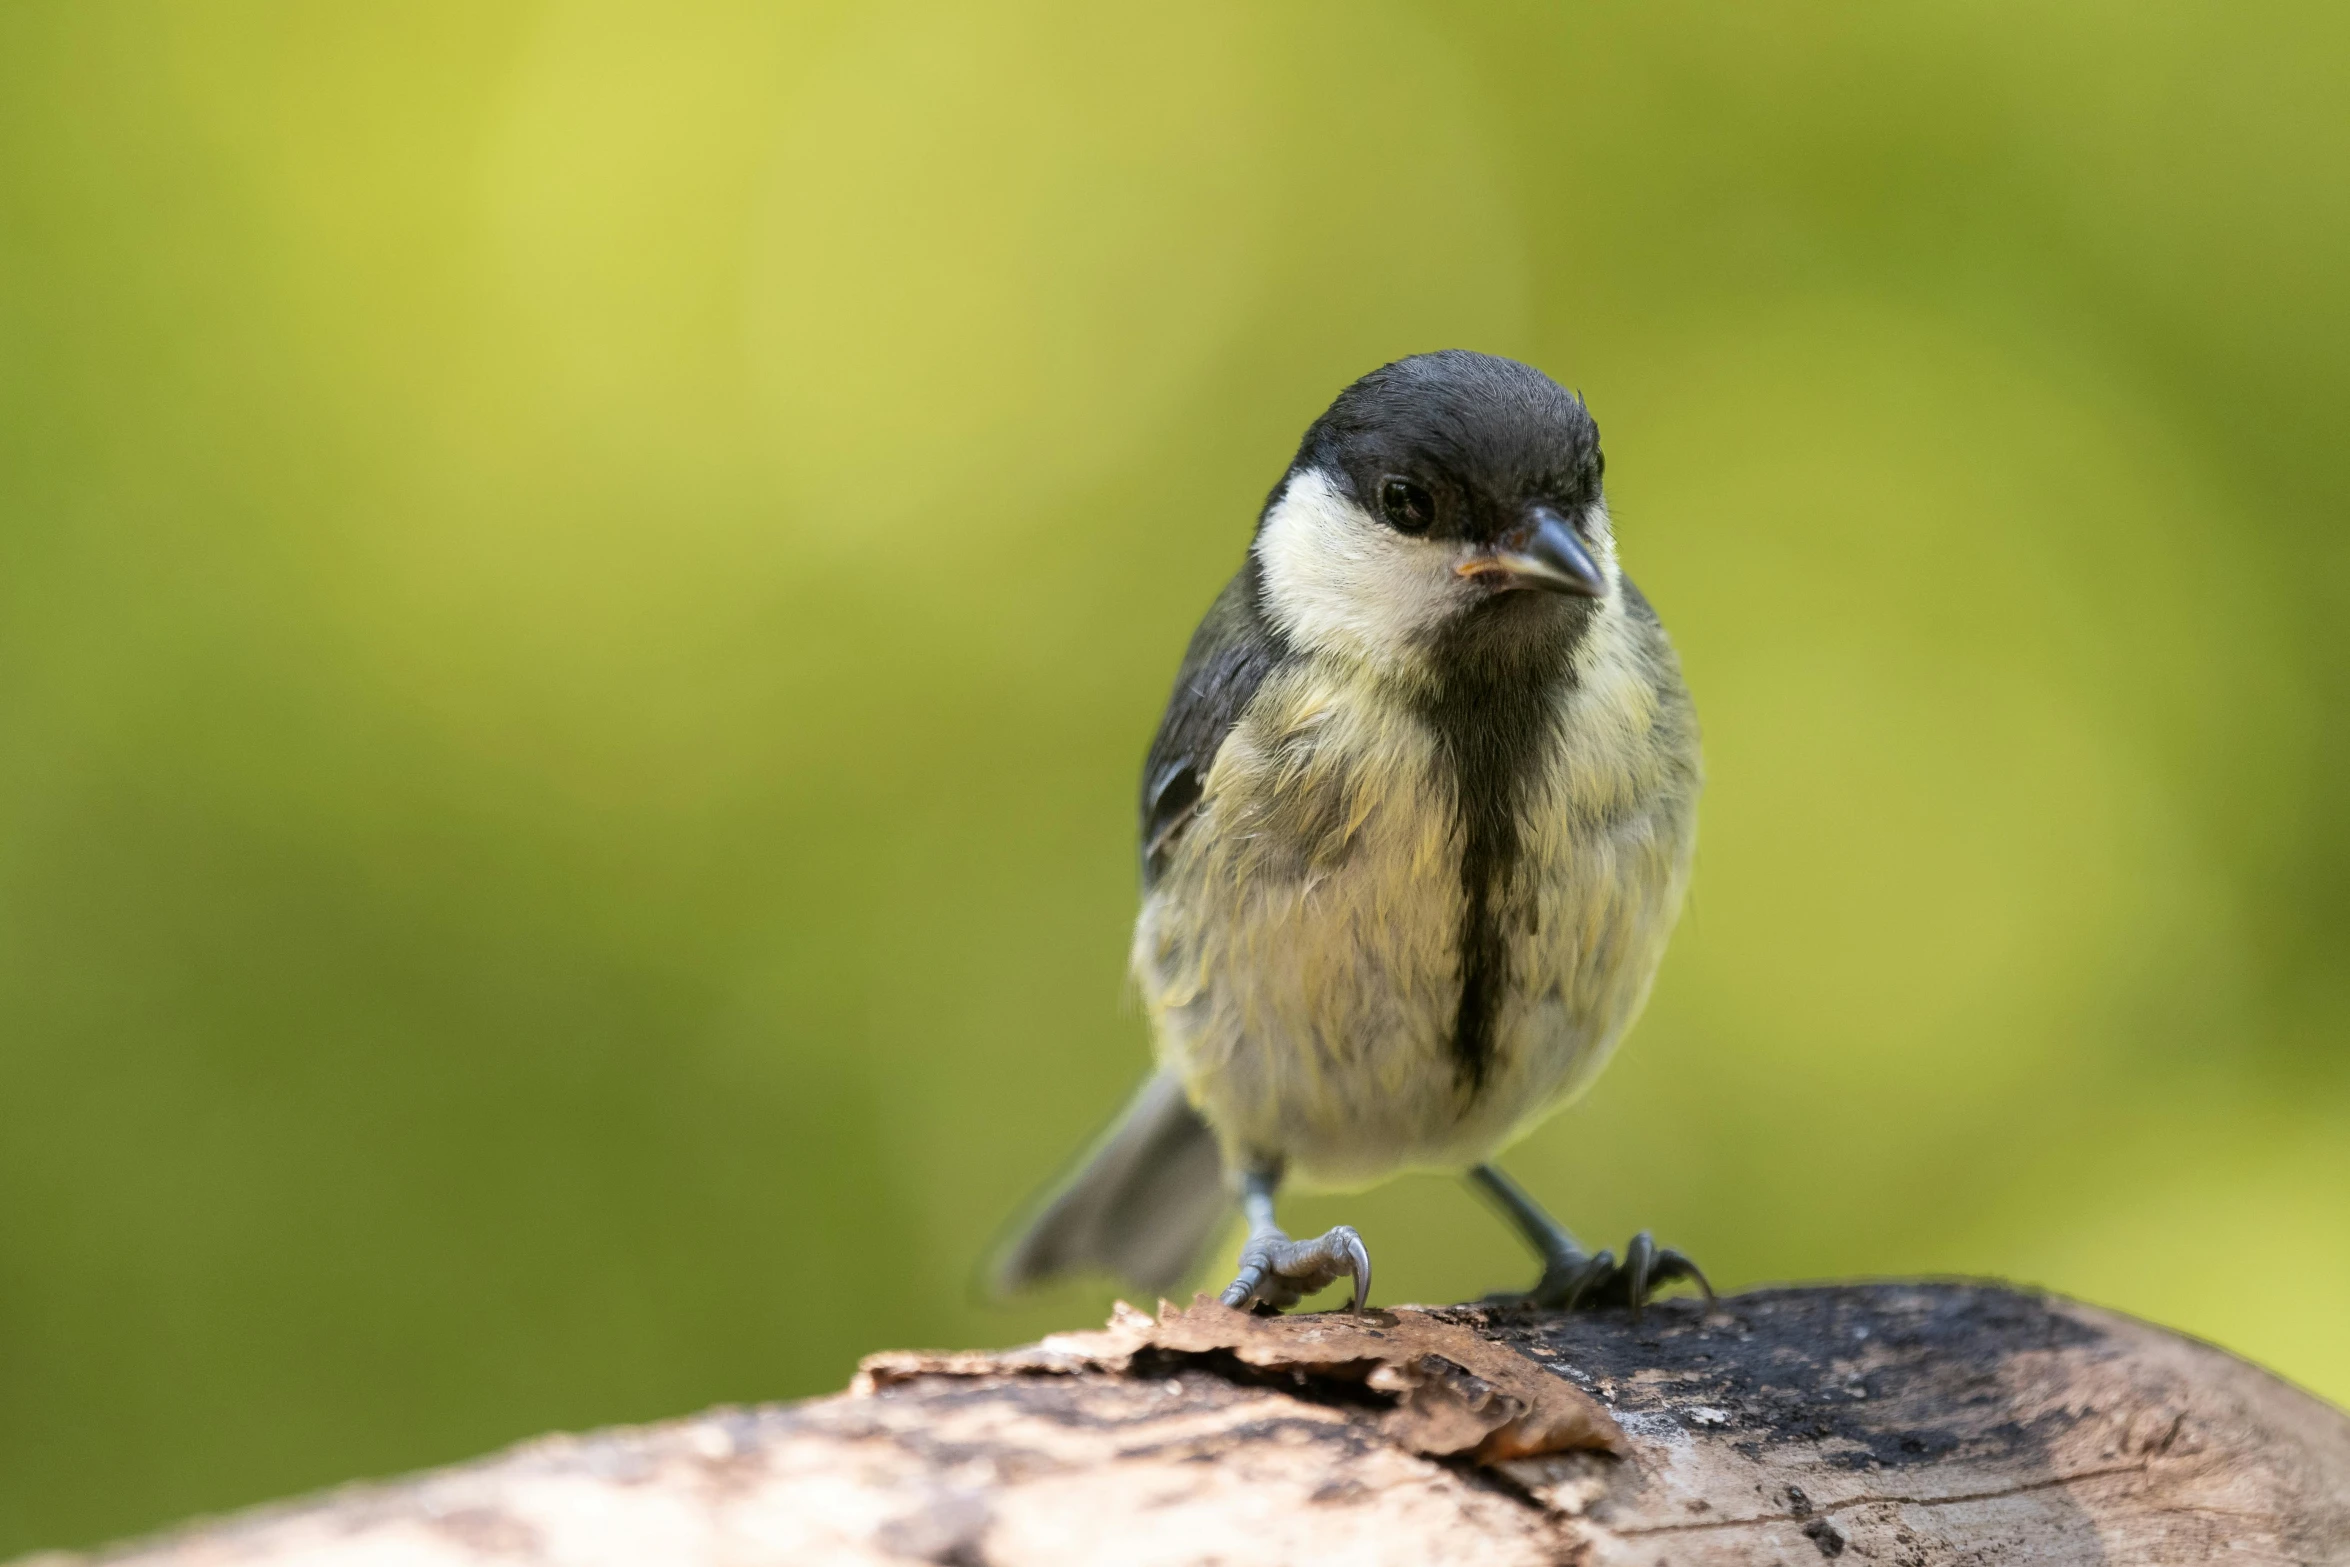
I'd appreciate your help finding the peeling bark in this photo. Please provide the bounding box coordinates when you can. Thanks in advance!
[23,1284,2350,1566]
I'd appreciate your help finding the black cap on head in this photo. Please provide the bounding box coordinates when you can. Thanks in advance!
[1281,351,1602,546]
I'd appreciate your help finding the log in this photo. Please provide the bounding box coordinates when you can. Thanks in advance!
[22,1283,2350,1566]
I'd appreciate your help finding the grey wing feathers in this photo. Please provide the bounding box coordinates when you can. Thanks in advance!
[1139,562,1289,887]
[991,1071,1229,1295]
[994,566,1285,1297]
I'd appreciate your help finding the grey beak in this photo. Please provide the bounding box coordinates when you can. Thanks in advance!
[1478,505,1606,597]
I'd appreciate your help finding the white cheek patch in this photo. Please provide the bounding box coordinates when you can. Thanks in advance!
[1565,499,1622,597]
[1581,499,1619,563]
[1253,469,1464,670]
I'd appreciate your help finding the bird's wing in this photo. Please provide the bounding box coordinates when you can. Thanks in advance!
[1139,563,1288,889]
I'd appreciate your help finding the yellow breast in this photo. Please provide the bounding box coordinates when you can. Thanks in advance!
[1132,611,1699,1189]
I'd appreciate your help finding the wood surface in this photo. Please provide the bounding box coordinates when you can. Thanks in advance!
[25,1283,2350,1566]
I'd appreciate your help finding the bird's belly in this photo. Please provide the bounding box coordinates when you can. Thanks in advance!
[1132,720,1686,1190]
[1140,831,1473,1187]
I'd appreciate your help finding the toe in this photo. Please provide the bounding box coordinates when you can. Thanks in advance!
[1222,1226,1373,1313]
[1523,1249,1615,1309]
[1569,1249,1618,1309]
[1652,1247,1715,1305]
[1220,1237,1281,1309]
[1333,1225,1372,1312]
[1624,1231,1656,1320]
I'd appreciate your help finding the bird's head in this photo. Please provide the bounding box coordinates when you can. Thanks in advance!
[1253,351,1614,679]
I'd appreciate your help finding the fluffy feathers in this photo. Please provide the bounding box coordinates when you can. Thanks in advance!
[1000,350,1699,1292]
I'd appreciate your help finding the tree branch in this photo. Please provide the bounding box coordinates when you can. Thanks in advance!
[26,1283,2350,1566]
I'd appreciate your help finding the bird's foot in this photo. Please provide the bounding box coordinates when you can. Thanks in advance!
[1486,1230,1711,1317]
[1219,1224,1372,1313]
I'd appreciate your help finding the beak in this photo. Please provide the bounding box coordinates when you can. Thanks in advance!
[1457,506,1607,598]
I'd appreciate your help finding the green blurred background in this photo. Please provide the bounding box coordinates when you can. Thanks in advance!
[3,0,2346,1552]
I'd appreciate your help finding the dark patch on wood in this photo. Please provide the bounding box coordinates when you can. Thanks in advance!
[1463,1283,2114,1490]
[1127,1346,1396,1413]
[1803,1513,1848,1556]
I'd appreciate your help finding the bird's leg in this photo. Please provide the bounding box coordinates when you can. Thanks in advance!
[1218,1164,1372,1313]
[1469,1163,1711,1317]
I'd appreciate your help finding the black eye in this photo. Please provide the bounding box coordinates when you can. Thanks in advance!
[1378,476,1435,534]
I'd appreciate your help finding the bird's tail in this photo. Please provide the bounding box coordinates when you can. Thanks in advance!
[991,1070,1231,1297]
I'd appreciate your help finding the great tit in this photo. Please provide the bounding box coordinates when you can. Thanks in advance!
[997,350,1706,1313]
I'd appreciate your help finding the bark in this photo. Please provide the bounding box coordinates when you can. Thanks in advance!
[23,1283,2350,1566]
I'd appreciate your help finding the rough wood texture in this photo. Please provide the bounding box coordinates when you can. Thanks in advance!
[26,1284,2350,1566]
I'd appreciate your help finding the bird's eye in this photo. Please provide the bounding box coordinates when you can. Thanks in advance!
[1378,477,1436,534]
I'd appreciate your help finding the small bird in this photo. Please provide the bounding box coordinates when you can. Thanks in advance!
[996,351,1706,1314]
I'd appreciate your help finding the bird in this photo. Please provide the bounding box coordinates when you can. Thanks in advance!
[995,350,1707,1315]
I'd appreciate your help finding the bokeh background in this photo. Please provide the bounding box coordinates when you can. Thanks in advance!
[3,0,2346,1553]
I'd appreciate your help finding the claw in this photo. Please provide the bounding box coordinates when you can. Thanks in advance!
[1219,1260,1267,1310]
[1493,1233,1710,1314]
[1566,1250,1616,1309]
[1625,1231,1655,1320]
[1339,1226,1373,1313]
[1467,1168,1707,1316]
[1220,1223,1373,1313]
[1488,1248,1605,1310]
[1649,1246,1716,1306]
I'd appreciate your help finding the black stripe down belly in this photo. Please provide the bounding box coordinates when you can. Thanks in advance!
[1417,596,1583,1094]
